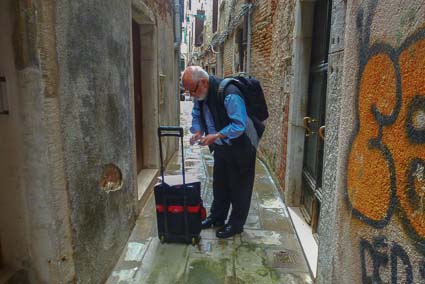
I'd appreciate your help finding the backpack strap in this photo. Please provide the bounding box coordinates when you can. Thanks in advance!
[218,78,241,101]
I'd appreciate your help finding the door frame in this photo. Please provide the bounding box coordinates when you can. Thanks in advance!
[286,0,331,227]
[300,0,332,234]
[285,0,317,207]
[131,2,160,202]
[284,0,329,277]
[132,19,144,173]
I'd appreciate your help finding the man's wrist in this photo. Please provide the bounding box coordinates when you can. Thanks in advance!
[214,132,223,139]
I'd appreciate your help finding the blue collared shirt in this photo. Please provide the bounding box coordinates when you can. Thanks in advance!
[190,94,247,145]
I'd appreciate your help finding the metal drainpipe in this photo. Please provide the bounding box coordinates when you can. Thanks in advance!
[246,4,252,75]
[174,0,182,126]
[174,0,181,49]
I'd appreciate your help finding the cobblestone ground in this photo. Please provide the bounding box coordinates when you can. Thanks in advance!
[106,100,313,284]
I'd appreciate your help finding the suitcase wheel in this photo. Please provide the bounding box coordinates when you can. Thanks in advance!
[160,235,165,243]
[191,236,200,246]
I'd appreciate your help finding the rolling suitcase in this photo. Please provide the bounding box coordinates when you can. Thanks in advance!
[154,126,206,245]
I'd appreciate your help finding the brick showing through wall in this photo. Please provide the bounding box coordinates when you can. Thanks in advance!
[249,0,295,188]
[223,39,234,76]
[217,0,296,189]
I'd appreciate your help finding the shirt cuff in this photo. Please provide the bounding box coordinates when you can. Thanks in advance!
[190,126,201,134]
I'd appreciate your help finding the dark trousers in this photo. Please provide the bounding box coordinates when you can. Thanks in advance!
[209,136,256,229]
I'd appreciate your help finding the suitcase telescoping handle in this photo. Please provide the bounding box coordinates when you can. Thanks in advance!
[157,126,193,244]
[157,126,186,186]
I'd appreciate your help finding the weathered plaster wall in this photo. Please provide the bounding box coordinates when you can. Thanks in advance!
[56,1,137,283]
[0,0,178,283]
[0,0,79,282]
[202,51,217,73]
[220,0,239,76]
[56,1,178,282]
[323,1,425,283]
[202,0,214,56]
[316,0,346,282]
[157,9,179,131]
[143,0,180,167]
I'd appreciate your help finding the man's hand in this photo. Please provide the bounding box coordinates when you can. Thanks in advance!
[199,133,224,146]
[190,131,202,145]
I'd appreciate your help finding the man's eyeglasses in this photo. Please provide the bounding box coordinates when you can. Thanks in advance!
[186,81,200,95]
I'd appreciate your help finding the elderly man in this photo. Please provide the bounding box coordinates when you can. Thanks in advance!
[181,66,257,238]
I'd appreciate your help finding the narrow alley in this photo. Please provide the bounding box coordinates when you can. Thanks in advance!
[1,1,424,283]
[106,100,313,284]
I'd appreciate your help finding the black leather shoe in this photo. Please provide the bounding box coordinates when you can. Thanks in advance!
[201,217,225,230]
[216,224,243,238]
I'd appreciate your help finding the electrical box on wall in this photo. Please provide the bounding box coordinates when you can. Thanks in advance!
[0,77,9,115]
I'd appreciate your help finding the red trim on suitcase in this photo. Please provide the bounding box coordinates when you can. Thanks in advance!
[186,205,200,213]
[201,207,207,220]
[156,204,203,214]
[168,205,184,213]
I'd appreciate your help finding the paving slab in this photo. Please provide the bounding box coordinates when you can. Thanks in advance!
[133,239,189,284]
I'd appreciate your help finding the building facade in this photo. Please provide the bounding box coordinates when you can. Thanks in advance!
[0,0,181,283]
[195,0,425,283]
[318,1,425,283]
[181,0,209,67]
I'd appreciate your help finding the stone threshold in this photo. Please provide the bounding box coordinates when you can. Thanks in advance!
[287,206,318,279]
[137,168,159,209]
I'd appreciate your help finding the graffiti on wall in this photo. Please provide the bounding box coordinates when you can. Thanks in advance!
[346,1,425,280]
[359,236,423,283]
[346,0,425,250]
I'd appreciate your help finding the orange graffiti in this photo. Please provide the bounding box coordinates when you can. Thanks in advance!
[347,54,395,222]
[387,38,425,239]
[347,30,425,241]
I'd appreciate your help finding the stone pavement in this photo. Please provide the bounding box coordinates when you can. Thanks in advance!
[106,101,312,284]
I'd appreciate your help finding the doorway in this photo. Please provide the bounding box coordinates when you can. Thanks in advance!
[300,0,331,238]
[132,19,144,173]
[131,6,161,203]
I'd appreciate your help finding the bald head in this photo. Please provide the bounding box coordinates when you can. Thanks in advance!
[182,66,209,100]
[182,66,208,83]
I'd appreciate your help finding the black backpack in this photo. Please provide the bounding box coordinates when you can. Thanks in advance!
[218,76,269,138]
